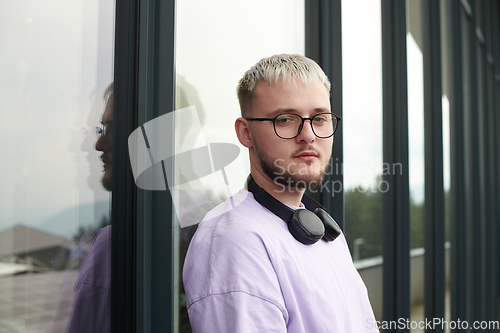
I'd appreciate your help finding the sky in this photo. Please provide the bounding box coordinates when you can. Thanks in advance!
[342,0,450,203]
[342,0,384,192]
[0,0,114,232]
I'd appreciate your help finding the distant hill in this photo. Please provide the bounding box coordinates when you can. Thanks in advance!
[0,224,67,256]
[36,200,110,237]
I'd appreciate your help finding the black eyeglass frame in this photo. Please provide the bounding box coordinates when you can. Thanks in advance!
[95,124,113,140]
[244,112,341,139]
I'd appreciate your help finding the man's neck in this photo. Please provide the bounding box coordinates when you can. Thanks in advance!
[250,168,305,207]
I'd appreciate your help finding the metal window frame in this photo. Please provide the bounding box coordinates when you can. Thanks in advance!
[111,0,140,331]
[445,0,469,325]
[421,1,446,330]
[305,0,344,229]
[446,0,500,326]
[381,0,411,329]
[111,0,176,332]
[135,0,176,332]
[492,0,500,318]
[477,0,498,325]
[461,0,483,324]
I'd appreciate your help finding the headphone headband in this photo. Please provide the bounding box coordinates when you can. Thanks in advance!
[246,174,341,245]
[246,174,295,222]
[246,175,327,214]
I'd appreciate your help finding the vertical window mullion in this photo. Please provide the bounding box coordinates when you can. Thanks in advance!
[421,1,446,331]
[135,0,176,332]
[381,0,411,329]
[305,0,344,228]
[447,0,468,325]
[460,0,482,324]
[112,0,140,331]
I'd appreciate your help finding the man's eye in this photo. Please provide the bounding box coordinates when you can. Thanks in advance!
[276,116,297,124]
[313,115,331,124]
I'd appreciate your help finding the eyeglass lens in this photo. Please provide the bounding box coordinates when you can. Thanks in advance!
[274,113,337,139]
[95,125,111,138]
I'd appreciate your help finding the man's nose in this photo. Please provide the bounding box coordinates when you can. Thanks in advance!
[295,119,316,143]
[95,134,106,152]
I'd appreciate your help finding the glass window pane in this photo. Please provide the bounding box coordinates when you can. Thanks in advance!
[440,2,453,326]
[0,1,114,331]
[342,0,383,322]
[407,1,425,327]
[175,1,304,330]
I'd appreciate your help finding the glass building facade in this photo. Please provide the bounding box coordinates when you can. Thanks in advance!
[1,0,499,332]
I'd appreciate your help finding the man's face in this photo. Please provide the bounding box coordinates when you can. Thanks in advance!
[248,78,333,189]
[95,95,113,191]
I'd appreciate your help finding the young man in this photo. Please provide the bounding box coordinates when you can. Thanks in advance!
[183,54,376,332]
[66,83,113,333]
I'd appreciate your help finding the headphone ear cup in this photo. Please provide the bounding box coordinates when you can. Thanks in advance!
[288,209,325,245]
[314,208,341,242]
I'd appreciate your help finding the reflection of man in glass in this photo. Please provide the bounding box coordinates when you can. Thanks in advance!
[66,83,113,333]
[96,84,113,191]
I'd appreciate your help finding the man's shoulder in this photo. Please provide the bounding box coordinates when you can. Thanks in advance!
[201,189,256,221]
[183,190,286,310]
[76,226,111,289]
[197,189,282,235]
[93,225,111,242]
[183,189,287,278]
[188,190,271,251]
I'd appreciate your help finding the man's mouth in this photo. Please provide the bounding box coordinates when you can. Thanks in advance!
[101,156,111,168]
[294,151,318,161]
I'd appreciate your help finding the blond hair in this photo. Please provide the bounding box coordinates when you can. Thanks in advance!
[237,54,330,117]
[104,82,114,103]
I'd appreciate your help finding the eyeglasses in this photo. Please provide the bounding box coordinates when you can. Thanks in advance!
[244,112,341,139]
[95,124,112,140]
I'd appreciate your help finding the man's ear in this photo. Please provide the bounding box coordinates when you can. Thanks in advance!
[235,117,253,148]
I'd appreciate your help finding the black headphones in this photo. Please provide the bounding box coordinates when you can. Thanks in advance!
[246,174,341,245]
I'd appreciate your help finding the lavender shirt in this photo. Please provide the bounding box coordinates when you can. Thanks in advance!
[183,190,377,332]
[66,226,111,333]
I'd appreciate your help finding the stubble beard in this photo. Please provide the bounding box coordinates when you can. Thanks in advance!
[102,170,112,192]
[254,142,331,190]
